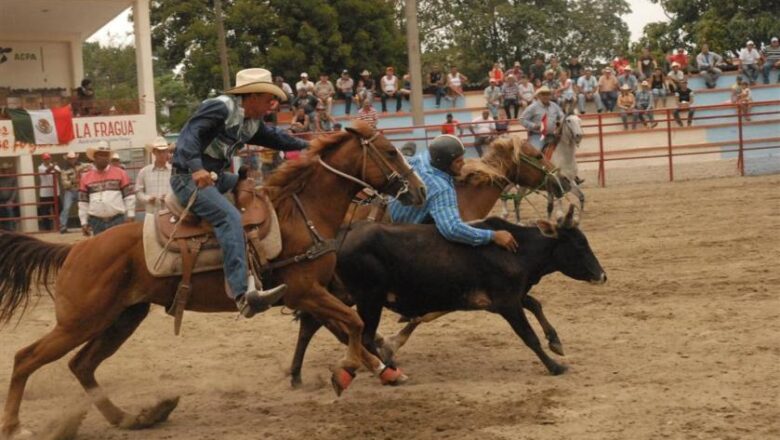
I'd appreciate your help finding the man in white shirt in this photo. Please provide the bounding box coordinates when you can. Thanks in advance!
[380,66,402,113]
[336,70,355,114]
[37,153,61,231]
[469,109,496,157]
[295,72,315,93]
[576,67,603,114]
[739,41,761,85]
[136,136,172,215]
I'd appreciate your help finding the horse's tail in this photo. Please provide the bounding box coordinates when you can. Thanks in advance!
[0,231,72,324]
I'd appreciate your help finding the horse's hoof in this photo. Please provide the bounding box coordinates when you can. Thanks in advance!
[120,396,180,430]
[379,367,408,386]
[331,367,356,397]
[549,341,565,356]
[291,375,303,389]
[548,363,568,376]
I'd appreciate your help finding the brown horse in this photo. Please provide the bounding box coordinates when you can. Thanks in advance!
[0,122,426,439]
[289,135,565,386]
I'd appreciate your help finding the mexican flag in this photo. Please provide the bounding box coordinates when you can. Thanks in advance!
[7,106,75,145]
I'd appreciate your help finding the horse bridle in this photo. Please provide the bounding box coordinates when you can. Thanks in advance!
[317,131,415,200]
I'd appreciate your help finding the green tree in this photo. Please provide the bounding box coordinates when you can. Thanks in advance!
[82,42,138,103]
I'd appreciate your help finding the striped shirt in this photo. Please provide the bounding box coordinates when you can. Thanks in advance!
[501,82,520,100]
[389,156,494,246]
[763,45,780,63]
[355,107,378,128]
[78,165,135,225]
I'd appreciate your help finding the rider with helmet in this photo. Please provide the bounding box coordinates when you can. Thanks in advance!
[171,68,309,318]
[389,134,518,251]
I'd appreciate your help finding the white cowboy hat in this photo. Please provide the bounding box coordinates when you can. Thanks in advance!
[620,84,631,91]
[86,141,111,161]
[145,136,171,152]
[65,151,77,159]
[224,68,287,101]
[535,85,552,96]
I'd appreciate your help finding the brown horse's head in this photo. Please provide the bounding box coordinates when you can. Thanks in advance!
[482,135,563,197]
[333,121,425,206]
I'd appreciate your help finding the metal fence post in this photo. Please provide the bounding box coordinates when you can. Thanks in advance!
[52,175,60,232]
[666,108,674,182]
[737,104,745,176]
[597,113,605,187]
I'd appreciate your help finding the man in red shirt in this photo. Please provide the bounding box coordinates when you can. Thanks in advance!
[440,113,461,136]
[667,48,689,72]
[78,141,135,235]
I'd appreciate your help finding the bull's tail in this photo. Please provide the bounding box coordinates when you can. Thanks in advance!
[0,231,72,324]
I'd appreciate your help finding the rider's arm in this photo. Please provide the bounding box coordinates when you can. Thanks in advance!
[249,120,310,151]
[428,185,494,246]
[175,99,229,172]
[520,105,538,130]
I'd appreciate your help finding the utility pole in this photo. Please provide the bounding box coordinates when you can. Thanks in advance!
[405,0,424,126]
[215,0,231,90]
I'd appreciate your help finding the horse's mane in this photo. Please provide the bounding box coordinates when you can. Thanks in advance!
[264,131,353,220]
[456,136,518,188]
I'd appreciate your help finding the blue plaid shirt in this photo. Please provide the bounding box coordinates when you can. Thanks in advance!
[389,155,494,246]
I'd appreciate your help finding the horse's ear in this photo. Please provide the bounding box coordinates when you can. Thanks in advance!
[536,220,558,238]
[237,165,249,181]
[558,205,576,229]
[347,120,374,138]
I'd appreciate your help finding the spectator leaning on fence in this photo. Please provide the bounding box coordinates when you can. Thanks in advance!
[484,78,502,118]
[733,79,753,120]
[762,37,780,84]
[696,44,725,89]
[441,113,461,136]
[135,137,172,215]
[576,67,603,114]
[739,41,761,85]
[469,109,495,158]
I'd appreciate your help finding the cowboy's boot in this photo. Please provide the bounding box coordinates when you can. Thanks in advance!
[236,276,287,318]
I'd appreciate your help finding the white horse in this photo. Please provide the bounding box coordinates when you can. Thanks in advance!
[546,114,585,219]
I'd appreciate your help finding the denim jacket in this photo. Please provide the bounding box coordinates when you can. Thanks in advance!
[172,95,308,173]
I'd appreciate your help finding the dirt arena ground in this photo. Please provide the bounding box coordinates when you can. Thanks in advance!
[1,173,779,440]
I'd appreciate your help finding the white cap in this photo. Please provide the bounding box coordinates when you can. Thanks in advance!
[772,37,779,43]
[300,72,308,78]
[66,151,77,159]
[747,40,754,45]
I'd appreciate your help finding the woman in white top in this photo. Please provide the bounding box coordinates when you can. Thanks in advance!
[557,71,576,114]
[445,66,468,107]
[518,75,535,108]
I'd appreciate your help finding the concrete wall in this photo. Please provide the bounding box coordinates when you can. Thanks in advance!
[0,41,73,90]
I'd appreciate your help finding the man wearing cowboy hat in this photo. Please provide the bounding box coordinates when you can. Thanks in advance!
[520,85,564,151]
[136,136,173,215]
[59,151,88,233]
[78,141,136,236]
[170,67,309,318]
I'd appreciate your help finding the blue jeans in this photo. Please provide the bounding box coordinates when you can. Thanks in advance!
[740,64,759,84]
[434,86,446,106]
[170,172,246,299]
[762,62,779,84]
[342,91,354,114]
[60,189,78,231]
[600,91,618,112]
[88,214,125,235]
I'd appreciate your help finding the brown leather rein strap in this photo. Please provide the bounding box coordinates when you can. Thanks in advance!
[262,193,337,272]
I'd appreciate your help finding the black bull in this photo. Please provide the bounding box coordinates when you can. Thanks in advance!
[288,213,606,384]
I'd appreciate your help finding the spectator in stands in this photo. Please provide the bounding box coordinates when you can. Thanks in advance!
[617,85,636,130]
[761,37,780,84]
[295,73,315,93]
[543,70,560,102]
[501,75,521,119]
[528,57,546,83]
[667,47,689,72]
[353,79,371,109]
[428,65,446,108]
[489,63,504,85]
[292,88,318,122]
[557,71,576,115]
[290,107,311,133]
[445,66,468,107]
[507,62,524,81]
[576,67,603,114]
[37,153,60,231]
[598,67,619,112]
[76,79,95,116]
[0,161,18,232]
[469,109,495,157]
[567,56,584,82]
[696,44,725,89]
[314,73,335,115]
[79,142,135,235]
[521,86,564,152]
[650,67,669,108]
[336,70,355,115]
[380,66,403,113]
[274,76,294,103]
[355,99,378,128]
[634,81,656,128]
[135,137,172,216]
[612,53,630,75]
[58,151,87,233]
[441,113,461,136]
[314,103,334,132]
[734,80,753,121]
[637,47,657,81]
[400,73,412,101]
[618,66,638,93]
[110,153,126,170]
[484,78,503,118]
[667,62,686,93]
[547,56,563,77]
[672,80,695,127]
[400,142,417,157]
[739,41,761,85]
[360,70,376,96]
[518,75,535,109]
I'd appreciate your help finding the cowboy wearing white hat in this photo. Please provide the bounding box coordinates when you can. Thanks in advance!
[170,67,309,318]
[521,85,564,151]
[136,136,173,215]
[79,140,136,236]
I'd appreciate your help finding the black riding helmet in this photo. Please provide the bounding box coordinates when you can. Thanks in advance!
[428,135,465,173]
